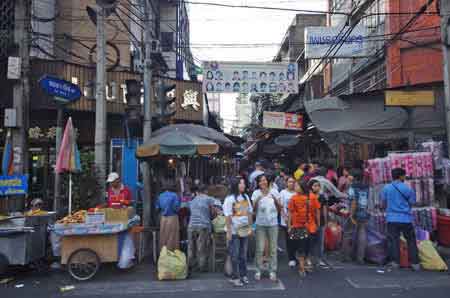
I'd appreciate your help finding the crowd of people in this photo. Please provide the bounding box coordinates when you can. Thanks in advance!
[154,159,422,286]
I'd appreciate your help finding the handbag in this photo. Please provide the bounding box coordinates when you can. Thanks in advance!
[289,196,310,240]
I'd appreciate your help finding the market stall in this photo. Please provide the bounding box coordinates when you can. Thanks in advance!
[51,207,140,281]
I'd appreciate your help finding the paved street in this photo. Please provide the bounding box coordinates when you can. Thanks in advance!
[2,255,449,298]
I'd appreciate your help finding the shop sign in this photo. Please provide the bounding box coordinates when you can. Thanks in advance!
[385,90,435,106]
[0,175,28,196]
[202,61,298,94]
[304,25,367,59]
[263,111,303,131]
[181,89,200,111]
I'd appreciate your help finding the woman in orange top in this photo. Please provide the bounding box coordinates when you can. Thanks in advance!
[288,180,321,277]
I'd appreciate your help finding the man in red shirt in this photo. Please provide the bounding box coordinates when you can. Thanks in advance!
[106,172,132,208]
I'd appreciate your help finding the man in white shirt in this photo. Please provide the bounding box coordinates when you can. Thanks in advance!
[248,162,264,190]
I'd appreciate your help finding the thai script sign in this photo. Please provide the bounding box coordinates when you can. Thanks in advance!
[304,26,367,58]
[263,112,303,131]
[0,175,28,196]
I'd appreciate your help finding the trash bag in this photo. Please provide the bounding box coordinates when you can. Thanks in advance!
[157,246,187,280]
[365,227,387,265]
[212,216,226,234]
[325,222,342,251]
[118,232,136,269]
[418,240,448,271]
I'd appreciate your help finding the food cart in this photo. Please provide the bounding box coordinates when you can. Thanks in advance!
[0,214,54,274]
[52,208,140,281]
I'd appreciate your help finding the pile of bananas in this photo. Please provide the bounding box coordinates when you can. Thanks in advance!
[57,210,86,224]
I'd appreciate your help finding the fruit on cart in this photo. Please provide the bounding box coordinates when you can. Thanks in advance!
[57,210,87,224]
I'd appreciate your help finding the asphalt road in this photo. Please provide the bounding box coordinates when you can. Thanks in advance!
[2,256,450,298]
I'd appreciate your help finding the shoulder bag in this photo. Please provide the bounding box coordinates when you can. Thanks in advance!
[289,196,310,240]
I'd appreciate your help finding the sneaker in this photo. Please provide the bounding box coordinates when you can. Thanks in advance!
[411,264,421,272]
[319,260,328,268]
[288,260,297,268]
[269,272,277,281]
[254,271,261,281]
[388,262,400,270]
[229,279,244,287]
[241,276,249,285]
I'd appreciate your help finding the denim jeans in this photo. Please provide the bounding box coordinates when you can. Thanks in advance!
[313,226,325,260]
[354,221,368,263]
[387,222,419,265]
[229,235,249,279]
[255,225,278,273]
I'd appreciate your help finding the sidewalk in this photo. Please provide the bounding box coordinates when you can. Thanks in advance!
[2,252,450,298]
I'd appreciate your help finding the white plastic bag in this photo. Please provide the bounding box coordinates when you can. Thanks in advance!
[118,232,135,269]
[50,231,62,257]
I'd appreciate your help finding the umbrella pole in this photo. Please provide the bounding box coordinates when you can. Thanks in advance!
[69,173,72,214]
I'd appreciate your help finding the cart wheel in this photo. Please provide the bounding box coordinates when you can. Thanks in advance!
[0,254,8,275]
[67,248,100,281]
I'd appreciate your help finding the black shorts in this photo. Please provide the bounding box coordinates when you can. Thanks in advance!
[293,237,311,257]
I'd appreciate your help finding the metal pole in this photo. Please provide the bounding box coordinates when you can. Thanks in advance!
[142,0,153,227]
[12,0,30,183]
[95,6,107,199]
[53,107,64,212]
[441,0,450,157]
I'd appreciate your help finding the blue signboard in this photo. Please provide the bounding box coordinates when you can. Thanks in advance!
[0,175,28,196]
[39,75,82,103]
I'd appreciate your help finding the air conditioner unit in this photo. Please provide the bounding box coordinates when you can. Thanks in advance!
[150,40,160,53]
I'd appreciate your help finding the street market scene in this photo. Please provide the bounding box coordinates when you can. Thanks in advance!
[1,1,450,298]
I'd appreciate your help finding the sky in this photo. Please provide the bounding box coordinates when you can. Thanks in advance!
[186,0,328,132]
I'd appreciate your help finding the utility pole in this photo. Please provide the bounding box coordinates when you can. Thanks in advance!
[95,4,107,198]
[53,108,64,212]
[12,0,31,179]
[142,0,154,227]
[441,0,450,157]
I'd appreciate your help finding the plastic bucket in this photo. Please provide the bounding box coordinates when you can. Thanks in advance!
[437,215,450,247]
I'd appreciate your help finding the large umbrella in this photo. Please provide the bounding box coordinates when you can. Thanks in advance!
[151,124,234,148]
[55,117,81,214]
[136,130,219,158]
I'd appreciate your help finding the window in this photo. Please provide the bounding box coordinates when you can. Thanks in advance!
[161,32,174,52]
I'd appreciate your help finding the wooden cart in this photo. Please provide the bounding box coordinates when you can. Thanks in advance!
[61,233,121,281]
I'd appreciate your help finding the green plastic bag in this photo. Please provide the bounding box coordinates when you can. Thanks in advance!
[212,215,226,233]
[157,246,187,280]
[418,240,448,271]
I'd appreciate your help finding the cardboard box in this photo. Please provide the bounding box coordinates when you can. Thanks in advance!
[85,212,105,225]
[104,207,135,224]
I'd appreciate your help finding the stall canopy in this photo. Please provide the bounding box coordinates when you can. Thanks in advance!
[151,124,234,148]
[136,130,219,158]
[304,89,446,147]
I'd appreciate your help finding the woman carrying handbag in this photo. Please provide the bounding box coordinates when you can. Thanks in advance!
[288,180,321,277]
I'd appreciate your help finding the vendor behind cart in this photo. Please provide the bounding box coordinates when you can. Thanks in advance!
[106,172,132,208]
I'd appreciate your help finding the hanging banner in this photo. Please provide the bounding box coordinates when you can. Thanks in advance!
[0,175,28,196]
[304,25,367,58]
[385,90,435,106]
[202,61,298,94]
[263,111,303,130]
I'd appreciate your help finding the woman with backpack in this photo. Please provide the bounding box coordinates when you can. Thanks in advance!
[288,180,321,277]
[223,177,253,287]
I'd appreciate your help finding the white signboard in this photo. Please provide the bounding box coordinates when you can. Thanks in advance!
[304,26,367,59]
[7,56,21,80]
[202,61,298,94]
